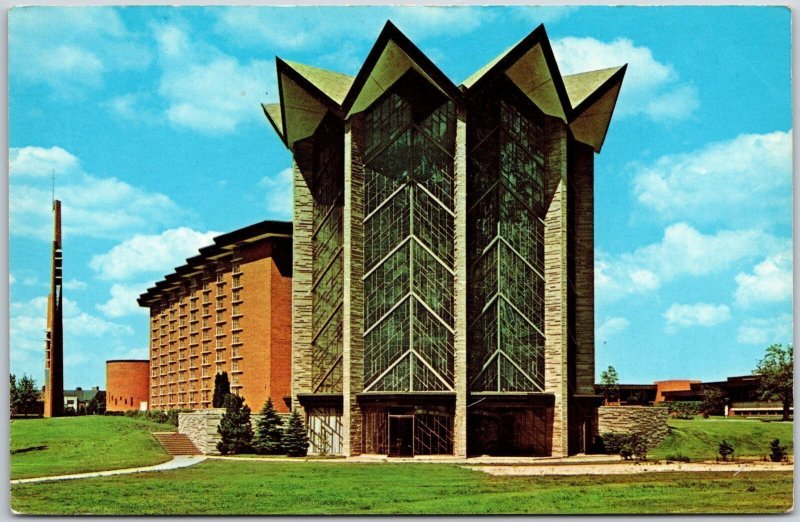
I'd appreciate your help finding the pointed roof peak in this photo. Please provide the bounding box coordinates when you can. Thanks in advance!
[563,65,626,110]
[279,59,354,106]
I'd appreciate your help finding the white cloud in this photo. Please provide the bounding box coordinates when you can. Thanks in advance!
[664,302,731,330]
[634,131,792,229]
[386,7,489,41]
[9,146,189,241]
[90,227,219,281]
[734,250,793,308]
[105,92,160,124]
[9,7,151,98]
[259,167,293,220]
[511,6,578,24]
[10,295,133,359]
[737,314,793,345]
[97,283,150,318]
[9,146,80,177]
[63,279,87,291]
[9,274,15,286]
[597,317,630,341]
[150,22,276,133]
[552,36,698,121]
[117,347,149,360]
[596,223,785,301]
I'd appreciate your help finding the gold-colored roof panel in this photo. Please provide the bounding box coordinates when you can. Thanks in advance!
[569,78,623,152]
[563,66,624,110]
[282,60,354,105]
[263,21,627,155]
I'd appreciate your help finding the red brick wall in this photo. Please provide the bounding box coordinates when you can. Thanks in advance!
[654,380,700,402]
[107,361,150,412]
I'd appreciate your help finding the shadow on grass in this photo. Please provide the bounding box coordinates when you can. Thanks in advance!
[11,446,48,455]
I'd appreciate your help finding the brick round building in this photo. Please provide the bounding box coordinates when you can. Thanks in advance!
[106,360,150,412]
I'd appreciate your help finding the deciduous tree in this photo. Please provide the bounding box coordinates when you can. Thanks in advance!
[600,366,619,404]
[700,387,726,417]
[754,344,793,421]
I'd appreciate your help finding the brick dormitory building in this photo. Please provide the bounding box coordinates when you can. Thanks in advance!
[136,21,626,458]
[138,221,293,413]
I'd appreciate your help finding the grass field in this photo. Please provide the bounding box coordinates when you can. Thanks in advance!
[651,417,794,461]
[10,460,793,515]
[10,416,174,479]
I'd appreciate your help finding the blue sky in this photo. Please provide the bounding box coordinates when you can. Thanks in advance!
[8,6,792,389]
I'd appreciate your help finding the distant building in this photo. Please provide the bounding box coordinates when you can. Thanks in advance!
[62,386,101,412]
[595,375,791,416]
[106,360,149,412]
[263,21,626,457]
[138,221,293,412]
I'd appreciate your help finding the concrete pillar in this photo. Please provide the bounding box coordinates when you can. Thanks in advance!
[543,118,569,457]
[291,144,314,419]
[342,117,365,456]
[570,140,595,395]
[452,105,468,457]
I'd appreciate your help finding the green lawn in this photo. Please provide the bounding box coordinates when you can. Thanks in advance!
[10,416,174,479]
[10,460,793,515]
[651,417,793,461]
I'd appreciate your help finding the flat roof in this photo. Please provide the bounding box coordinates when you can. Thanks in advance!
[138,220,292,307]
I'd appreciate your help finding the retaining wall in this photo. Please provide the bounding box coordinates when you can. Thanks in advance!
[597,405,670,448]
[178,410,291,455]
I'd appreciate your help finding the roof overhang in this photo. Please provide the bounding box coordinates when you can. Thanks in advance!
[263,20,626,155]
[343,22,461,118]
[565,65,627,152]
[275,58,353,149]
[462,25,571,122]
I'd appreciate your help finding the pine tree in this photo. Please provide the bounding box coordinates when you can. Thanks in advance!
[252,397,285,455]
[216,393,254,455]
[283,409,309,457]
[212,372,230,408]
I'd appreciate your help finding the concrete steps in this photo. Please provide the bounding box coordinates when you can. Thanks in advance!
[153,432,201,456]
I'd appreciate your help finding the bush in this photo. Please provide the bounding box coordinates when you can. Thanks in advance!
[600,432,649,461]
[769,439,787,462]
[665,453,691,463]
[217,394,254,455]
[718,440,735,461]
[165,409,192,427]
[147,409,168,424]
[283,410,309,457]
[666,401,701,419]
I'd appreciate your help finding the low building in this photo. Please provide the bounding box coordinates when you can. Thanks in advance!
[63,386,101,413]
[106,360,149,412]
[595,375,791,416]
[138,221,293,412]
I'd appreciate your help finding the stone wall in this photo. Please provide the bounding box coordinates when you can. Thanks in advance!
[179,410,292,455]
[597,406,670,448]
[179,410,225,455]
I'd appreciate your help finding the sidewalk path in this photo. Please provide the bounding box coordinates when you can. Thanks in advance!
[10,456,207,485]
